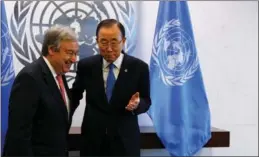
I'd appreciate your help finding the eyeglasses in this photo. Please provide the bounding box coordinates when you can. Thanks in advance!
[98,39,123,48]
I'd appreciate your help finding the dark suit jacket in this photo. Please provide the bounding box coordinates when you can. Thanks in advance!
[3,57,72,156]
[71,54,151,156]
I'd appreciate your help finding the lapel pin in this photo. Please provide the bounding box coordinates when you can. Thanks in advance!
[124,69,128,72]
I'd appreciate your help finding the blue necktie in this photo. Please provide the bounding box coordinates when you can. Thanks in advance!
[106,63,116,102]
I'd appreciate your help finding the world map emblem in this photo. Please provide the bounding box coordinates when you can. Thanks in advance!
[9,1,136,83]
[151,19,199,86]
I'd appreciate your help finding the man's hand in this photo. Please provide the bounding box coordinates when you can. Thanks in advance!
[125,92,140,111]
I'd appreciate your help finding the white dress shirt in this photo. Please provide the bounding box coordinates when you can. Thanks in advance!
[102,53,124,90]
[43,57,70,114]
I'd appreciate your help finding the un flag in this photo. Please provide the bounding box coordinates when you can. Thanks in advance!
[1,0,15,152]
[148,1,211,156]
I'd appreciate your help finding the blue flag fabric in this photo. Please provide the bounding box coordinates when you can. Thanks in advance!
[148,1,211,156]
[1,0,15,152]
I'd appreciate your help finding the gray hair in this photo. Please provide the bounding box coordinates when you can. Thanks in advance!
[41,25,77,56]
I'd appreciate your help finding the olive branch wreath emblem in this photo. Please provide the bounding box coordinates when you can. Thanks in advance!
[151,19,199,86]
[10,1,136,83]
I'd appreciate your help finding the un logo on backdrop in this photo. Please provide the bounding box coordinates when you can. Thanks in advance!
[1,21,15,87]
[152,19,199,86]
[10,1,136,83]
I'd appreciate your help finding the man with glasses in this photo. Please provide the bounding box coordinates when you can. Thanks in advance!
[3,25,79,156]
[71,19,151,156]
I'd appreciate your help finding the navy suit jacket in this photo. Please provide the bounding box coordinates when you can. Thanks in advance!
[71,53,151,156]
[3,57,72,156]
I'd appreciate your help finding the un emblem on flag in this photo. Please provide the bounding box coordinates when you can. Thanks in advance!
[9,1,136,83]
[152,19,199,86]
[1,21,15,87]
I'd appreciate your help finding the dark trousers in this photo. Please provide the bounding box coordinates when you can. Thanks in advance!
[80,134,126,157]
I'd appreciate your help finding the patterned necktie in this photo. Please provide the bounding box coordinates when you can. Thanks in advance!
[106,63,116,102]
[56,74,67,105]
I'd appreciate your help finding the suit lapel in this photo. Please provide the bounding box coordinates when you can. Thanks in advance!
[94,56,108,104]
[39,57,69,122]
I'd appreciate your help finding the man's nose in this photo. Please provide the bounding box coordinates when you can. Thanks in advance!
[107,45,113,51]
[71,55,77,63]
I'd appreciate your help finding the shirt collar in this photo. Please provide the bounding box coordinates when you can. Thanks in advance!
[43,56,58,78]
[103,53,124,69]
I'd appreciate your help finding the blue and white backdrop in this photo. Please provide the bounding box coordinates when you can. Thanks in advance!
[2,1,151,127]
[3,0,144,126]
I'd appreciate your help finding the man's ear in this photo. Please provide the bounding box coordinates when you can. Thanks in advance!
[122,37,127,45]
[48,46,57,56]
